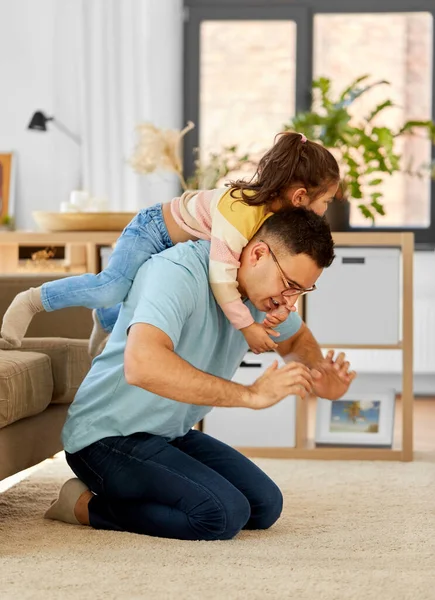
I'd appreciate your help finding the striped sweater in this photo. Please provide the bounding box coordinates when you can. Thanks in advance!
[171,187,273,330]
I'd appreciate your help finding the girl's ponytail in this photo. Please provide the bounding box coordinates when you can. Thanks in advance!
[229,131,339,207]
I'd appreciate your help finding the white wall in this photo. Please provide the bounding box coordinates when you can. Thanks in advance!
[0,0,60,229]
[0,0,183,229]
[137,0,184,209]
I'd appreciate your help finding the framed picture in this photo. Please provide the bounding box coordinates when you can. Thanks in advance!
[0,152,16,222]
[315,390,395,448]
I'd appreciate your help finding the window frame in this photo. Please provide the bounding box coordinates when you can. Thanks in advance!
[183,0,435,247]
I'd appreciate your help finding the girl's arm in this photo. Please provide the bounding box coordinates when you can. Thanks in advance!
[208,193,277,353]
[209,192,262,329]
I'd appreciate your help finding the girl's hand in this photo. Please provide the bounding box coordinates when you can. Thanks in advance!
[241,322,280,354]
[263,304,291,328]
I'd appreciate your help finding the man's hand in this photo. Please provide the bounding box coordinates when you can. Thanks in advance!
[247,361,313,409]
[311,350,356,400]
[241,322,280,354]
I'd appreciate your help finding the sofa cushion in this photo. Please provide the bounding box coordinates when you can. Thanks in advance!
[0,350,53,429]
[0,338,91,405]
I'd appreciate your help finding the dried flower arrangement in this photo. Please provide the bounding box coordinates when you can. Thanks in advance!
[129,121,256,192]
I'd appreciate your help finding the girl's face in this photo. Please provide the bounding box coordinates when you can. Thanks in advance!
[282,181,340,217]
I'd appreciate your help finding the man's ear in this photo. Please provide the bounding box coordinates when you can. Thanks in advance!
[289,187,308,207]
[250,241,268,266]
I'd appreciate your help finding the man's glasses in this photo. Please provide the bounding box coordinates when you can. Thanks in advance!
[260,240,317,298]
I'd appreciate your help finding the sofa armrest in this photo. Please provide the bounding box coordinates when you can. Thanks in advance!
[0,338,91,404]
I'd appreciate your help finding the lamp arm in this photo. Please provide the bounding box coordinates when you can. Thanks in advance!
[52,119,81,145]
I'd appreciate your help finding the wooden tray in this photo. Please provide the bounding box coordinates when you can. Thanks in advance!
[33,211,136,232]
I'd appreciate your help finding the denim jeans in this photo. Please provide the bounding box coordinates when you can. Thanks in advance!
[65,429,283,541]
[40,204,173,331]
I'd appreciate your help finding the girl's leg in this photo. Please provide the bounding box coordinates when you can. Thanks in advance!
[1,205,172,347]
[41,205,172,311]
[88,304,121,358]
[95,304,122,334]
[63,432,251,541]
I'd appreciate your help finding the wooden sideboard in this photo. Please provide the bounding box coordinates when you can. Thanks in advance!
[0,230,121,275]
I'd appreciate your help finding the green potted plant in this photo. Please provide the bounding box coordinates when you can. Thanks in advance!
[284,75,435,229]
[0,214,15,231]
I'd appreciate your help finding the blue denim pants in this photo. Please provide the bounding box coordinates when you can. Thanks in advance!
[40,204,173,333]
[65,429,283,541]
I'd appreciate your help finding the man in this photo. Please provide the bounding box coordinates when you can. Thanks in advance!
[45,208,355,540]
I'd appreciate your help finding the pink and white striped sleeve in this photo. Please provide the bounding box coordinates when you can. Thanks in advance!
[208,209,255,330]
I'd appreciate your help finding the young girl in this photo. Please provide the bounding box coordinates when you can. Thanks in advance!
[1,132,339,354]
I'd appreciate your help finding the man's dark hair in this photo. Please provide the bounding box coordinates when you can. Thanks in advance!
[255,207,335,269]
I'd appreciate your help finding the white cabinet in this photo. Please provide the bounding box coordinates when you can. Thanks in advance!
[202,353,296,448]
[305,247,401,346]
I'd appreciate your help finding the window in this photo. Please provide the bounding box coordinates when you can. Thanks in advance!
[200,20,296,163]
[314,12,433,230]
[184,1,435,246]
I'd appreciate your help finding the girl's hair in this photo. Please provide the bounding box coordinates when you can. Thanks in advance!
[229,131,340,207]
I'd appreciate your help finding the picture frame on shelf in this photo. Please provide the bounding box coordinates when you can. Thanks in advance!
[0,152,16,229]
[315,389,396,448]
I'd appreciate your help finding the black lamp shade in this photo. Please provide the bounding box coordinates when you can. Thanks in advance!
[28,111,53,131]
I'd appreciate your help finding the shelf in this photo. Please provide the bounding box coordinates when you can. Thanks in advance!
[318,343,403,350]
[0,231,120,244]
[234,446,407,461]
[332,232,408,246]
[243,232,414,462]
[0,230,121,275]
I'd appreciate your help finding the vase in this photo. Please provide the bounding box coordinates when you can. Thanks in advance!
[325,197,350,232]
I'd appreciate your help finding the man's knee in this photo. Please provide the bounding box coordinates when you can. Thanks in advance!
[191,490,251,541]
[249,482,283,530]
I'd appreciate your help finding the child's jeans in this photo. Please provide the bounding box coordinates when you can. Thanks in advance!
[40,204,173,333]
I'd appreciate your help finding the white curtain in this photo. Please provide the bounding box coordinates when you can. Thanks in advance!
[54,0,184,212]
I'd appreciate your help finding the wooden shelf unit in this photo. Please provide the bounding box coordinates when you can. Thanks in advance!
[0,230,414,461]
[235,232,414,462]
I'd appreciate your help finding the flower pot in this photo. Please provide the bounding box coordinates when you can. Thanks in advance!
[325,197,350,232]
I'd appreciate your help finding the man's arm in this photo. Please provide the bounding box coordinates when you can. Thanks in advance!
[275,322,324,367]
[275,322,356,400]
[124,323,314,410]
[125,323,250,408]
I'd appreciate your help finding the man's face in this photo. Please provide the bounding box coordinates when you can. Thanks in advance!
[237,241,323,313]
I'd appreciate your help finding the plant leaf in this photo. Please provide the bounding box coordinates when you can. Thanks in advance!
[371,199,385,216]
[367,100,394,122]
[358,203,375,223]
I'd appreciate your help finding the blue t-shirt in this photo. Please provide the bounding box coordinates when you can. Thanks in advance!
[62,241,302,453]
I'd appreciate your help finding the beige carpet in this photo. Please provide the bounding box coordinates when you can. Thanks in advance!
[1,452,434,600]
